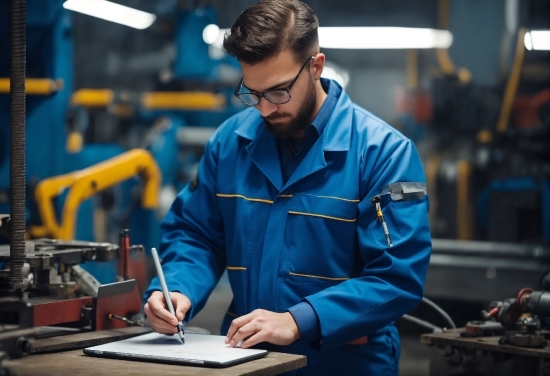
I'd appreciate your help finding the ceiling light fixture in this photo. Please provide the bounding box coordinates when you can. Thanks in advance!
[63,0,156,30]
[524,30,550,51]
[204,26,453,50]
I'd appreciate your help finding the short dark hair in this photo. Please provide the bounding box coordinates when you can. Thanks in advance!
[223,0,319,65]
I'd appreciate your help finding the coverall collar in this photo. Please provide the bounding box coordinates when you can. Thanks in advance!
[234,78,352,152]
[234,79,353,191]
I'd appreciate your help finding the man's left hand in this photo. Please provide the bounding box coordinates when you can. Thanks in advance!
[225,309,300,348]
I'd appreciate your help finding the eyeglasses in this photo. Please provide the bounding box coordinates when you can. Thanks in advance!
[234,56,314,106]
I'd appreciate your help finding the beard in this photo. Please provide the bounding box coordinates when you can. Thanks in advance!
[262,76,317,139]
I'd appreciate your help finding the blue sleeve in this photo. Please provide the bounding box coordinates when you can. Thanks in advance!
[143,129,226,321]
[287,302,321,344]
[304,123,432,351]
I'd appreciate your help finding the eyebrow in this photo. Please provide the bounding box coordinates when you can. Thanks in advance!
[244,79,294,93]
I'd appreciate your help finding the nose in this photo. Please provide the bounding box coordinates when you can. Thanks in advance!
[255,99,278,118]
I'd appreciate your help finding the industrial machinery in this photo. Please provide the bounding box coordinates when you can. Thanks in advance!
[0,1,164,373]
[422,274,550,376]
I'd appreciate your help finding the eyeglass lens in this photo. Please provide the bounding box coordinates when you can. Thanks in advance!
[238,90,290,105]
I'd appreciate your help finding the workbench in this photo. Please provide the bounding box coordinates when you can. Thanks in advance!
[3,327,307,376]
[421,329,550,376]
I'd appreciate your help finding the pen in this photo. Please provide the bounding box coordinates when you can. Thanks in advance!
[370,195,393,247]
[151,247,185,344]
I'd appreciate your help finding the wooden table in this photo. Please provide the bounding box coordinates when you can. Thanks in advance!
[3,327,307,376]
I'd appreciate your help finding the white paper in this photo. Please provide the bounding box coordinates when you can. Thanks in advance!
[84,332,268,365]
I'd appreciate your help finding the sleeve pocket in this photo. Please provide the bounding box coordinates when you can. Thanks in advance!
[369,197,427,249]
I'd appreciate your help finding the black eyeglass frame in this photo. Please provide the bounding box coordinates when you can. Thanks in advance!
[234,56,315,106]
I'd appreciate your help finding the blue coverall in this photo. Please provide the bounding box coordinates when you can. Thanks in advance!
[145,79,432,375]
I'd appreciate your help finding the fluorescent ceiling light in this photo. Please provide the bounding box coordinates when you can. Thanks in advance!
[203,24,220,45]
[525,30,550,51]
[319,27,452,49]
[205,26,452,50]
[63,0,156,30]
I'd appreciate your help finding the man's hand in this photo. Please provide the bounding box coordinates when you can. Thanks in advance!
[144,291,191,334]
[225,309,300,348]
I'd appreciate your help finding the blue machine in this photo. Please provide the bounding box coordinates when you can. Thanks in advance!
[173,7,240,82]
[0,0,73,215]
[0,2,244,284]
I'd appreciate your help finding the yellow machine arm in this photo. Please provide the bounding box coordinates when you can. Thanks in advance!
[0,78,64,95]
[70,89,226,110]
[29,149,161,240]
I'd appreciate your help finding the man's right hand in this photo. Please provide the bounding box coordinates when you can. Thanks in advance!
[144,291,192,334]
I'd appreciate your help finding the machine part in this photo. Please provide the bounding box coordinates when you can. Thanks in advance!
[141,91,225,110]
[92,279,142,331]
[70,89,226,111]
[71,265,100,298]
[9,0,26,293]
[499,330,547,348]
[461,320,506,337]
[423,329,546,376]
[1,294,92,328]
[29,149,160,240]
[32,297,92,327]
[517,288,535,311]
[176,126,216,148]
[128,244,147,295]
[524,291,550,318]
[108,313,143,327]
[425,239,550,303]
[493,298,523,329]
[438,345,463,367]
[0,239,119,295]
[0,327,35,365]
[0,78,63,95]
[71,89,114,107]
[117,229,130,281]
[1,281,142,341]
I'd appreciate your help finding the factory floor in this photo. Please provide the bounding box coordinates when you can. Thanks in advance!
[188,273,433,376]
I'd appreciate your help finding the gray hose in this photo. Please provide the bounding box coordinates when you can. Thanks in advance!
[402,314,442,333]
[422,297,456,329]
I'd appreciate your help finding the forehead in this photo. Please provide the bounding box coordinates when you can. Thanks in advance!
[240,50,303,92]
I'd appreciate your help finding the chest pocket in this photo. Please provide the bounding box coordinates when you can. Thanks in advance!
[284,193,358,281]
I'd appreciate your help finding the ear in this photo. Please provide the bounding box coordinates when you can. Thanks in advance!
[311,53,325,80]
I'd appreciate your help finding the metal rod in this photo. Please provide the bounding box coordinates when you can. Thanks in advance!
[9,0,26,292]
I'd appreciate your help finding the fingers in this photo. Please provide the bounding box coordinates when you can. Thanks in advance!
[224,310,300,348]
[225,313,251,345]
[241,332,265,349]
[228,321,258,347]
[148,291,178,325]
[144,291,178,334]
[172,292,191,322]
[144,302,178,334]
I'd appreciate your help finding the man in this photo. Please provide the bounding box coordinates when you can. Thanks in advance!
[144,0,432,374]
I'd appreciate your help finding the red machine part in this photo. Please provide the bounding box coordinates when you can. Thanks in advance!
[33,297,92,327]
[517,287,534,312]
[93,283,142,331]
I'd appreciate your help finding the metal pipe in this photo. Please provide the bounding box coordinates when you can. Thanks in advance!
[432,239,550,260]
[9,0,26,292]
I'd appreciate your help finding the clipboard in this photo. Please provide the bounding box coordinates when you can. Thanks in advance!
[83,332,268,368]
